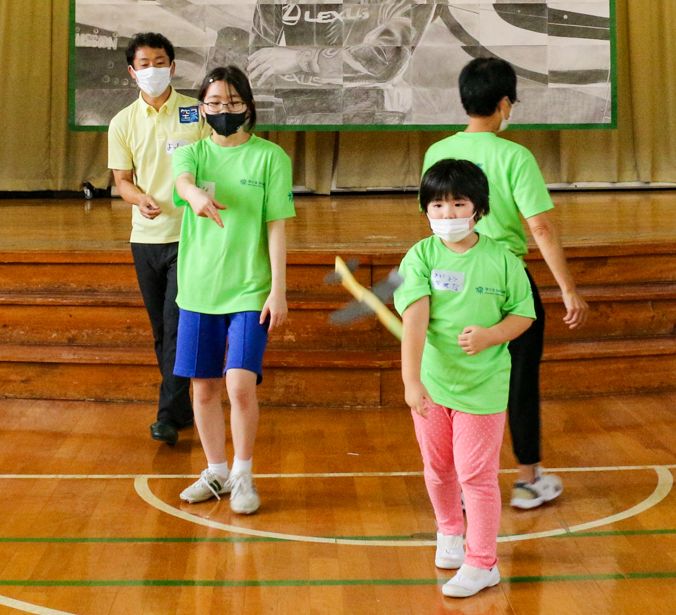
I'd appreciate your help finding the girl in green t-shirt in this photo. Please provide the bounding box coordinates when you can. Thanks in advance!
[395,159,535,598]
[172,66,295,515]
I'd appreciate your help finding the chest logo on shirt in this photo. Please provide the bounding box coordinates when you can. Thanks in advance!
[178,106,199,123]
[475,286,506,297]
[431,270,464,292]
[240,178,265,189]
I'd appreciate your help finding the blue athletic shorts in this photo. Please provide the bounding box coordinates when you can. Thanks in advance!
[174,309,269,383]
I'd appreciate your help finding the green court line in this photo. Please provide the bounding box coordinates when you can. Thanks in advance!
[554,529,676,538]
[0,529,673,544]
[0,571,674,588]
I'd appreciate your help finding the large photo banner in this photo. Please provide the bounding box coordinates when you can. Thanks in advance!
[70,1,616,130]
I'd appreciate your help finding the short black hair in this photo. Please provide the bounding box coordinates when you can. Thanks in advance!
[125,32,175,66]
[459,57,517,117]
[419,159,490,221]
[198,66,257,131]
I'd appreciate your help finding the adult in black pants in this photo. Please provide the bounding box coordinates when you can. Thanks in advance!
[108,33,208,444]
[131,243,192,443]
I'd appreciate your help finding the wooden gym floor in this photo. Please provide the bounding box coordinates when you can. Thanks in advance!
[0,192,674,614]
[0,189,675,253]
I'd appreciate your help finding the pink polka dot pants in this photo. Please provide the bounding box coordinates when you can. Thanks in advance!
[412,401,506,569]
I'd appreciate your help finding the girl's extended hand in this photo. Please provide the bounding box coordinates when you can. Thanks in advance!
[189,190,227,228]
[260,289,287,332]
[458,325,493,355]
[404,381,431,417]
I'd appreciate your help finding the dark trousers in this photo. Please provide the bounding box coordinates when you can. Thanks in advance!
[507,269,545,465]
[131,242,192,427]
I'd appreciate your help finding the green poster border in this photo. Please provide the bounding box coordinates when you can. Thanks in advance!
[68,0,617,133]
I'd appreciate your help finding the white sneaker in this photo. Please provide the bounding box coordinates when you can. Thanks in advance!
[229,471,260,514]
[442,564,500,598]
[180,469,231,504]
[511,468,563,510]
[435,533,464,569]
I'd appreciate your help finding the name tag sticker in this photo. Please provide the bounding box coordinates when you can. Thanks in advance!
[166,140,189,154]
[198,181,216,198]
[431,269,464,292]
[179,106,199,123]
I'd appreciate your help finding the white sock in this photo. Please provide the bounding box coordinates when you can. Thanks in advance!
[208,462,229,479]
[231,457,252,475]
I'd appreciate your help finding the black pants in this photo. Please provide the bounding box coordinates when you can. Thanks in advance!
[507,269,545,465]
[131,242,192,427]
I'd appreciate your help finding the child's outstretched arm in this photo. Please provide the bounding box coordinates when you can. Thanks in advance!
[458,315,533,356]
[401,297,432,416]
[261,219,288,332]
[175,172,227,228]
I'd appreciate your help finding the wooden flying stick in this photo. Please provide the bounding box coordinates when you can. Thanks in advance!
[329,256,403,340]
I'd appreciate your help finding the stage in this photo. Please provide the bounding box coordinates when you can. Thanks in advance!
[0,190,674,406]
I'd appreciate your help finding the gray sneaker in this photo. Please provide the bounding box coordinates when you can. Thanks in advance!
[229,471,260,514]
[511,468,563,510]
[180,469,231,504]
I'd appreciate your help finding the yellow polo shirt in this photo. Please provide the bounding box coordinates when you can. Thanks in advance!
[108,89,209,243]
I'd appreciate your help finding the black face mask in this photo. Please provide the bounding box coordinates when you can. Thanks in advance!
[205,111,247,137]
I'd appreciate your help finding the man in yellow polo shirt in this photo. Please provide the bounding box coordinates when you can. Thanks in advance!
[108,32,209,446]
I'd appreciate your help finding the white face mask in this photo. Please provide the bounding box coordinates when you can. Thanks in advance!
[428,215,475,243]
[498,112,510,133]
[132,66,171,98]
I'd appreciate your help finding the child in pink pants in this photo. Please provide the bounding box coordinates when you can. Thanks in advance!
[412,403,505,570]
[395,159,535,598]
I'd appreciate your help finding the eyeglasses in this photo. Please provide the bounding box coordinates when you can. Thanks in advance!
[201,101,247,113]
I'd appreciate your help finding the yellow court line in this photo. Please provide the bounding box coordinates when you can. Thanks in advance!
[0,594,75,615]
[2,464,675,480]
[133,465,674,547]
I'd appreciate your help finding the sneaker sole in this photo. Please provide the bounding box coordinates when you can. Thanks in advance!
[511,486,563,510]
[230,500,260,515]
[510,496,545,510]
[442,576,500,598]
[180,495,204,504]
[544,486,563,502]
[179,484,231,504]
[179,491,230,504]
[435,557,465,569]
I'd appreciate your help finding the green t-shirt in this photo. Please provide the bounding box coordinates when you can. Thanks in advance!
[423,132,554,260]
[172,134,295,314]
[394,234,536,414]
